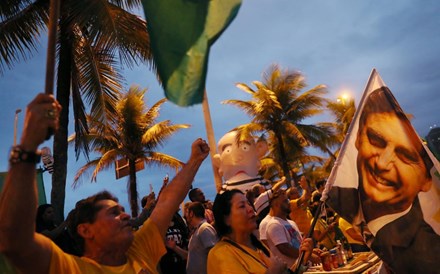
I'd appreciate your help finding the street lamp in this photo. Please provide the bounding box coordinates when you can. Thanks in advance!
[13,109,22,146]
[337,93,350,106]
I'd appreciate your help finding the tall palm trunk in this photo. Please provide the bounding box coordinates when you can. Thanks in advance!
[51,20,71,224]
[275,131,293,188]
[128,158,139,217]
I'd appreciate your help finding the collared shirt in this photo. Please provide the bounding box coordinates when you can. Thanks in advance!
[368,205,412,236]
[352,196,412,244]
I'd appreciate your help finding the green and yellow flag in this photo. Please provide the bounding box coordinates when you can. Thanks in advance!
[142,0,242,106]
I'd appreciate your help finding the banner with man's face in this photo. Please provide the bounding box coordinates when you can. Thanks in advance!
[324,69,440,273]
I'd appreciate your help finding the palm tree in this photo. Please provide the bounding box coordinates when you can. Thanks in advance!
[0,0,152,222]
[71,86,190,217]
[258,133,324,180]
[317,97,356,177]
[223,64,337,186]
[327,97,356,144]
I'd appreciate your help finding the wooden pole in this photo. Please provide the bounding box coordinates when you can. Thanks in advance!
[45,0,60,95]
[202,89,223,192]
[44,0,60,139]
[292,200,325,273]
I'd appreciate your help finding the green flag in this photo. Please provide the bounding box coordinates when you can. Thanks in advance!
[142,0,242,106]
[0,170,47,205]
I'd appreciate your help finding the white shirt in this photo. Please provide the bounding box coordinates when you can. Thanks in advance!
[258,214,274,241]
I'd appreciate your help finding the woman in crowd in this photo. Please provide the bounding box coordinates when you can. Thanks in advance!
[36,204,67,240]
[208,189,311,274]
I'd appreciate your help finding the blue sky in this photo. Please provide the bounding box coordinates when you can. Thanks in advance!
[1,0,439,216]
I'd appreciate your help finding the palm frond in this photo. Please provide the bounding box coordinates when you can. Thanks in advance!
[226,64,336,183]
[142,121,190,148]
[67,1,152,69]
[0,0,48,74]
[72,158,101,188]
[90,149,119,180]
[144,97,167,126]
[235,82,255,94]
[143,152,184,170]
[108,0,142,10]
[221,99,257,117]
[75,44,121,118]
[232,123,265,141]
[0,0,35,16]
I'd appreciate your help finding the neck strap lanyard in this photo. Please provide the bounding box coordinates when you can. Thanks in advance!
[222,238,268,269]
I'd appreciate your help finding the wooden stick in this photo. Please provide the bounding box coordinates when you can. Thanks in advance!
[291,200,324,273]
[44,0,60,139]
[44,0,60,95]
[202,89,223,192]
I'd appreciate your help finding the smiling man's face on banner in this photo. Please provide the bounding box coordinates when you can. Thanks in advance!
[356,88,432,217]
[325,72,440,274]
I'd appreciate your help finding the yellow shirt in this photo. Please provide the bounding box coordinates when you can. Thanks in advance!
[313,218,336,250]
[207,240,270,274]
[49,219,166,274]
[338,217,364,245]
[289,199,312,236]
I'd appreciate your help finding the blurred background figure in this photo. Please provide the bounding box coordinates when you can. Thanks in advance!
[40,146,54,174]
[188,187,214,224]
[288,176,312,236]
[186,202,218,274]
[36,204,67,241]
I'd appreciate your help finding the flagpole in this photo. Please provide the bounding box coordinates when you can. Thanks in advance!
[292,200,325,273]
[44,0,60,139]
[202,89,223,192]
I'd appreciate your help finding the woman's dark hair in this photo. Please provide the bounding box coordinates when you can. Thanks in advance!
[212,189,243,238]
[213,189,271,258]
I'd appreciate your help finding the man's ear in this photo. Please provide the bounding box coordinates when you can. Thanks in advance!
[77,223,93,240]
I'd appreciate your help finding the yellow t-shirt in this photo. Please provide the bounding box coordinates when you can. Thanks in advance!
[49,218,166,274]
[338,217,364,245]
[289,199,311,236]
[207,240,270,274]
[313,218,336,250]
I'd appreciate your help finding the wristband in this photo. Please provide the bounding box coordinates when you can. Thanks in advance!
[9,146,41,165]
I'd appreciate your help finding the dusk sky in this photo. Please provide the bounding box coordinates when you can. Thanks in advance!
[1,0,439,215]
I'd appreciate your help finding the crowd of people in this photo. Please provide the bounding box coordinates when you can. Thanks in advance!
[0,93,371,274]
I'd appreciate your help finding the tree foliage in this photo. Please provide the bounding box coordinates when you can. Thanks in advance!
[223,64,337,186]
[71,86,189,217]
